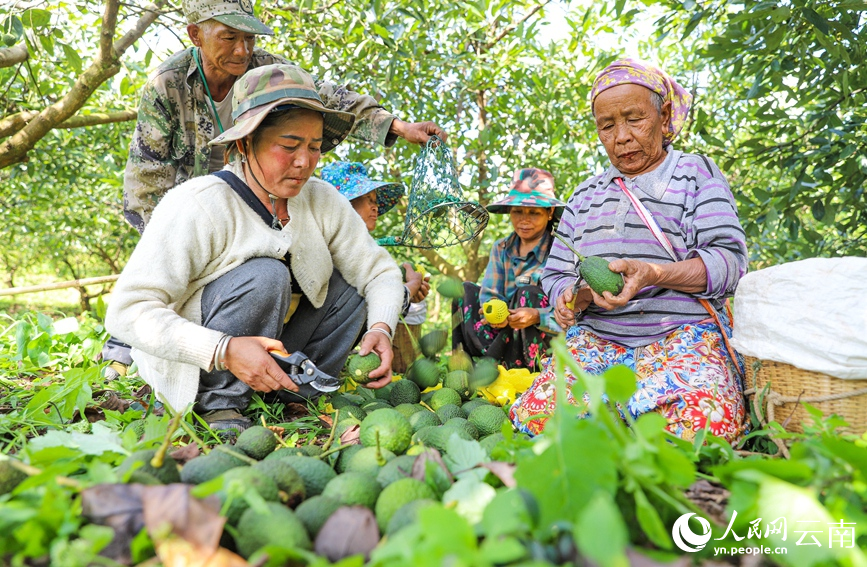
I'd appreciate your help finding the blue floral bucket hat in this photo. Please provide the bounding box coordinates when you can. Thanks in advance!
[321,161,405,215]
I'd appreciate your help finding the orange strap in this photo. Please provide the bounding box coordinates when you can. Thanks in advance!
[699,298,744,380]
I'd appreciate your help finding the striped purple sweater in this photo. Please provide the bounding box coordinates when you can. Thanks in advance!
[541,149,747,347]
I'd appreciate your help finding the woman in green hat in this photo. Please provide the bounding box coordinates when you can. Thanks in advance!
[452,168,566,370]
[106,64,403,432]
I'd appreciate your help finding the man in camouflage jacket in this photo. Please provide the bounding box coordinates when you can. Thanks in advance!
[123,0,444,232]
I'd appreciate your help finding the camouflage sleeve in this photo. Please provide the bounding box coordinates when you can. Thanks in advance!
[122,81,179,233]
[315,80,398,148]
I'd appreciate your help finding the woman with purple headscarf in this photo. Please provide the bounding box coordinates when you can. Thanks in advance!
[510,60,749,443]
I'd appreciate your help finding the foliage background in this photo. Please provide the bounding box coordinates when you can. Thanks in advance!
[0,0,864,318]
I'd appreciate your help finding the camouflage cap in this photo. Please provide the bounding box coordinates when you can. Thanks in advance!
[183,0,273,35]
[209,64,356,153]
[486,168,567,219]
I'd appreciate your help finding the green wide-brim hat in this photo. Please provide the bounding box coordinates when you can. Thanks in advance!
[209,64,356,153]
[486,168,567,219]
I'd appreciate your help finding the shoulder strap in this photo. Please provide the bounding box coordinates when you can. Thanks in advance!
[212,170,276,229]
[614,177,744,380]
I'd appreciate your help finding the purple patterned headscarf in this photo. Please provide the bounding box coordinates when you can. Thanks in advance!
[590,59,693,147]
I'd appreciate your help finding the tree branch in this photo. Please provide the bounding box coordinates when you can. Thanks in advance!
[0,109,137,138]
[418,248,465,280]
[0,0,168,168]
[484,0,553,51]
[0,44,28,69]
[115,1,163,53]
[101,0,121,60]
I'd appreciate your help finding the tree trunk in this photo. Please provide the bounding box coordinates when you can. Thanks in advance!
[0,0,166,168]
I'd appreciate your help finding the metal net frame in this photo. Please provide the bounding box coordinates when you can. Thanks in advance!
[377,136,488,249]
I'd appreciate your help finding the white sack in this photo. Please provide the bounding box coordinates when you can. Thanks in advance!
[730,257,867,380]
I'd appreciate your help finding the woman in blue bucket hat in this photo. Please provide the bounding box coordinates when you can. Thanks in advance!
[322,161,431,373]
[452,168,566,371]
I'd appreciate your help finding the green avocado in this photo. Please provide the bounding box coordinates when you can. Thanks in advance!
[235,426,278,460]
[347,352,382,384]
[579,256,624,296]
[418,330,448,358]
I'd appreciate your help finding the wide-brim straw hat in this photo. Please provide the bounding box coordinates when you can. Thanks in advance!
[321,161,405,215]
[209,64,356,153]
[486,168,567,219]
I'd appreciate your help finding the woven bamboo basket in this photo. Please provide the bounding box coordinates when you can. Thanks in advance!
[744,356,867,434]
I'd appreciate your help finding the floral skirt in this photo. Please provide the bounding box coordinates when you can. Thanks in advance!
[452,283,552,370]
[509,319,748,443]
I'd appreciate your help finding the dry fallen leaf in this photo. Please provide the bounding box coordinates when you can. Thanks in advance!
[168,443,201,466]
[156,535,248,567]
[339,424,361,445]
[411,448,452,482]
[141,484,225,553]
[81,484,146,564]
[314,506,379,562]
[481,462,516,488]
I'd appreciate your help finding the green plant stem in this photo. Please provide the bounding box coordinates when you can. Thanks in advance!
[7,458,81,490]
[151,409,183,468]
[552,232,586,262]
[214,444,259,465]
[178,418,210,455]
[321,409,339,453]
[317,442,353,460]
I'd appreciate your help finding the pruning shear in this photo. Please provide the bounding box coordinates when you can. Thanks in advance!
[268,350,341,393]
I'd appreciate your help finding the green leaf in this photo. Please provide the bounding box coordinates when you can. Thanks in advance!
[632,486,672,549]
[442,477,497,525]
[478,535,526,564]
[20,9,51,29]
[602,364,636,405]
[574,492,628,567]
[481,488,537,539]
[444,435,488,480]
[61,42,82,74]
[801,7,830,36]
[1,15,24,39]
[811,199,825,221]
[514,419,618,529]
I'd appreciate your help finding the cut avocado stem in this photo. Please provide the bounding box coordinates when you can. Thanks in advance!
[553,232,586,262]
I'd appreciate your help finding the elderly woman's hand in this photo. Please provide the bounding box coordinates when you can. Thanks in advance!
[591,258,660,310]
[357,325,394,389]
[222,336,300,393]
[555,284,593,328]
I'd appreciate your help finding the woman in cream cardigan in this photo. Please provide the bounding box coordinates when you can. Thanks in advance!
[106,64,404,432]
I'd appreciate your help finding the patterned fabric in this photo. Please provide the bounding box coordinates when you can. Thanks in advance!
[509,317,748,443]
[481,231,559,333]
[321,161,405,215]
[541,149,747,348]
[452,283,553,370]
[487,168,567,218]
[123,47,397,233]
[208,64,355,151]
[182,0,273,35]
[590,59,693,147]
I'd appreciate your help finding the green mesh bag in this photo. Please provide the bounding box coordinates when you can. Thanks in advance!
[377,136,488,249]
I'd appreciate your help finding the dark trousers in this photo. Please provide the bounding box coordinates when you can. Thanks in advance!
[452,282,553,371]
[195,258,366,412]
